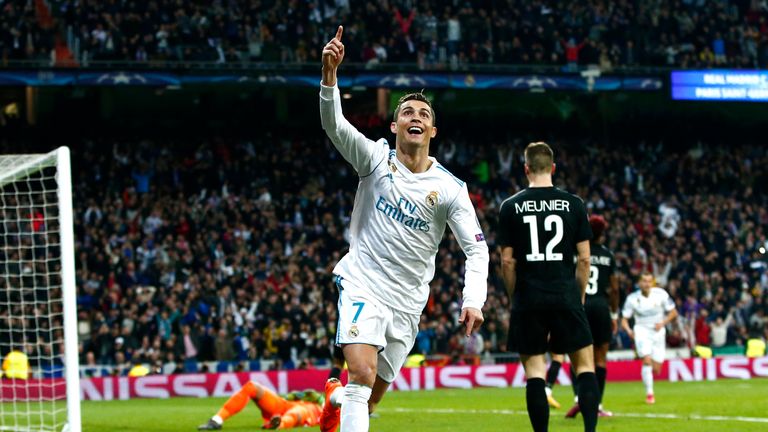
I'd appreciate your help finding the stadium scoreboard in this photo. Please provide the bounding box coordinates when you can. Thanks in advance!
[671,70,768,102]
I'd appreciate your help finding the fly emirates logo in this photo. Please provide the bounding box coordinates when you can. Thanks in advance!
[376,196,430,232]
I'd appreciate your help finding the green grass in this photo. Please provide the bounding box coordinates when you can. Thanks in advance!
[5,379,768,431]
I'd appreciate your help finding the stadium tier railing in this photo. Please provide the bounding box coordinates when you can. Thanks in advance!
[0,59,685,76]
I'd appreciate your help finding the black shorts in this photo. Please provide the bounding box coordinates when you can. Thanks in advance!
[509,308,593,356]
[585,301,613,346]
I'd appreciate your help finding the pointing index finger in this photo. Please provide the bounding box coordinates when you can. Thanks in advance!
[335,25,343,41]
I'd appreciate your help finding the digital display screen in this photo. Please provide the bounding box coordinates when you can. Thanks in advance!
[670,70,768,102]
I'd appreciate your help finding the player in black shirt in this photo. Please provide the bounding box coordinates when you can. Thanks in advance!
[497,142,599,432]
[565,215,620,418]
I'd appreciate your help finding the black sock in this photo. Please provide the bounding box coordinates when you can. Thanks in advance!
[526,378,549,432]
[329,366,341,380]
[577,372,599,432]
[545,361,561,388]
[329,345,345,380]
[570,365,579,397]
[595,366,607,405]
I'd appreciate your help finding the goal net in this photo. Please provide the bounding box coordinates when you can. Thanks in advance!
[0,148,80,432]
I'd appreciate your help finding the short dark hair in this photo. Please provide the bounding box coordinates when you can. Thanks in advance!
[524,142,554,174]
[393,92,436,125]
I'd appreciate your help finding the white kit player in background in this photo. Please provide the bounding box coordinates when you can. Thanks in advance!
[620,273,678,404]
[318,26,489,432]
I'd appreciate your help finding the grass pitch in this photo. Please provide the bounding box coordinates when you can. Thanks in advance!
[5,379,768,431]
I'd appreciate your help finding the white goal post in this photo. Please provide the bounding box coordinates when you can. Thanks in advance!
[0,147,81,432]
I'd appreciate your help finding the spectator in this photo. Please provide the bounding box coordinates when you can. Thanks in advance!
[710,312,734,348]
[214,329,234,361]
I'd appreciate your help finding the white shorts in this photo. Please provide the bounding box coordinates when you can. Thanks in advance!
[335,276,419,383]
[634,326,666,363]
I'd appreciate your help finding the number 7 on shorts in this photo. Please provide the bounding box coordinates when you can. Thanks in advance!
[352,302,365,323]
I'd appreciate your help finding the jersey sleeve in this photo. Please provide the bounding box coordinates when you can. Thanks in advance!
[447,184,489,311]
[496,199,514,247]
[662,290,676,312]
[574,197,592,243]
[621,294,634,318]
[320,83,385,176]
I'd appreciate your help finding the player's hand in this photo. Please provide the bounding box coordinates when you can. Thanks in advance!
[322,26,345,70]
[459,307,484,337]
[611,319,618,335]
[654,322,665,332]
[626,329,634,340]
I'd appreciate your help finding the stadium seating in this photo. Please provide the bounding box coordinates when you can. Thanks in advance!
[3,1,768,69]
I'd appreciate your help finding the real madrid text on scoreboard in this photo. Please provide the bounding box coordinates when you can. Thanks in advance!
[671,70,768,102]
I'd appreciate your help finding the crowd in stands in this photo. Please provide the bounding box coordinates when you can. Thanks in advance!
[0,0,56,62]
[3,121,766,375]
[4,0,768,69]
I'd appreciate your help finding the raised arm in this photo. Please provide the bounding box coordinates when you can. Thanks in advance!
[447,185,489,337]
[320,25,383,176]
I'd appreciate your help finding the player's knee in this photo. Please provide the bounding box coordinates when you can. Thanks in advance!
[348,364,377,387]
[570,346,595,373]
[243,381,261,399]
[594,345,608,366]
[521,355,548,379]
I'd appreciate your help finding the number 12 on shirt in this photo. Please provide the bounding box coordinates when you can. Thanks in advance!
[523,215,564,262]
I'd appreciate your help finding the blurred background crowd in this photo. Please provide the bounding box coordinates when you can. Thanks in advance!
[3,0,768,69]
[3,127,762,375]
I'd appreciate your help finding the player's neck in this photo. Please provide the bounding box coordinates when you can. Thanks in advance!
[396,145,432,173]
[527,174,553,188]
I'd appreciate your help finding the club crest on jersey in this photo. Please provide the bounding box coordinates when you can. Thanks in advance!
[426,191,439,207]
[349,325,359,338]
[388,160,397,173]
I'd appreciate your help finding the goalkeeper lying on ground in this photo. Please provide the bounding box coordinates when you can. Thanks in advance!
[197,381,323,430]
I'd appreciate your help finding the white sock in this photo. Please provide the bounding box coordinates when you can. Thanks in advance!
[544,386,553,397]
[212,415,223,425]
[330,386,345,407]
[340,383,372,432]
[641,365,654,395]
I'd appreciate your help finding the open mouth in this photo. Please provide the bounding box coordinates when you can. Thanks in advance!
[407,126,424,135]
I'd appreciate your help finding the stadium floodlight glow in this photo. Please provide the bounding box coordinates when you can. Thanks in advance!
[0,148,81,432]
[671,70,768,102]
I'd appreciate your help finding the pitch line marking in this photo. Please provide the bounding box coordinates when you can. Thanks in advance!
[379,407,768,424]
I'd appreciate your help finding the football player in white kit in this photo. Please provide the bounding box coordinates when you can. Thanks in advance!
[620,273,678,404]
[318,26,489,432]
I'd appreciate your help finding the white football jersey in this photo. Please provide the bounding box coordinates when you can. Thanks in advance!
[320,84,489,314]
[622,287,675,330]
